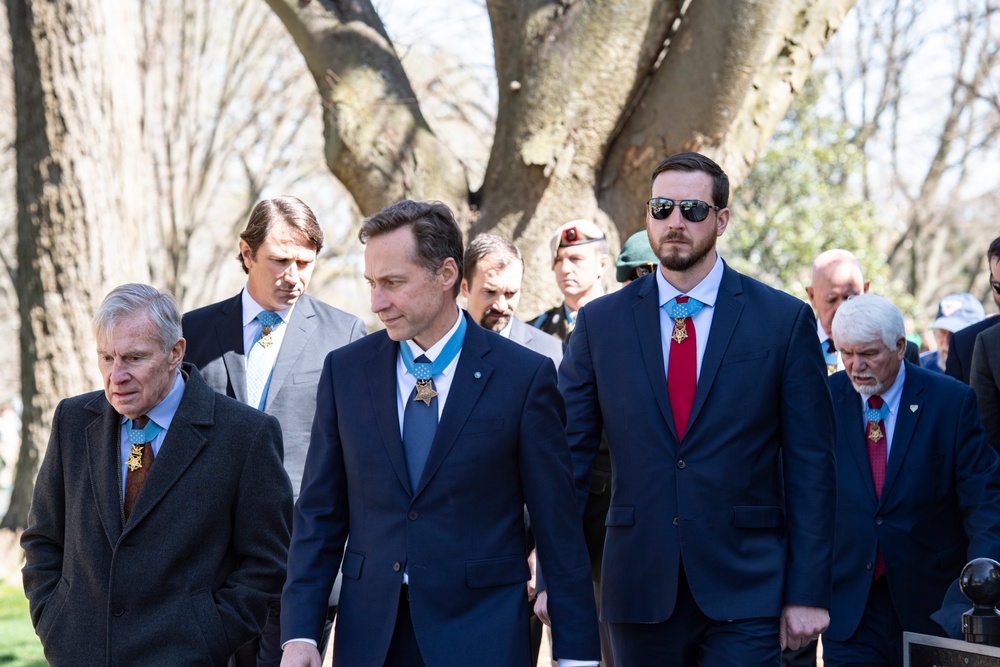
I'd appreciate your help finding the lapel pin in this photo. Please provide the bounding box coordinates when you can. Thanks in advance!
[910,404,918,412]
[474,371,481,379]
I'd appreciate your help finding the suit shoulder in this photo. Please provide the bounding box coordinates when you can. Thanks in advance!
[58,389,109,415]
[182,297,231,325]
[730,270,809,313]
[301,295,363,325]
[909,362,976,399]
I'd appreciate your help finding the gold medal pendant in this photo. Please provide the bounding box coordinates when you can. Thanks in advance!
[827,364,838,376]
[414,379,438,407]
[259,325,274,348]
[671,318,689,344]
[126,445,144,471]
[867,422,884,442]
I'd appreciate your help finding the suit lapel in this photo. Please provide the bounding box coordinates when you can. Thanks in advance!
[216,294,248,403]
[413,316,493,498]
[367,334,412,496]
[86,396,126,546]
[123,367,212,531]
[880,369,922,503]
[687,265,744,432]
[508,318,531,347]
[633,277,677,439]
[836,377,879,505]
[264,296,317,410]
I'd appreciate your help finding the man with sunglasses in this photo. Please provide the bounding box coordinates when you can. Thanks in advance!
[530,219,610,343]
[616,231,659,285]
[946,236,1000,384]
[560,152,836,665]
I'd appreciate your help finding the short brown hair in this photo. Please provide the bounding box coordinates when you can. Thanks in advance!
[359,200,464,298]
[463,234,522,283]
[649,152,729,209]
[237,196,324,273]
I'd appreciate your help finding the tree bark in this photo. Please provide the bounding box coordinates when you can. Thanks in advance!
[261,0,469,219]
[4,0,148,530]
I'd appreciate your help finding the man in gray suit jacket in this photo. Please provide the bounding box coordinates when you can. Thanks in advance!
[182,197,365,665]
[22,283,292,667]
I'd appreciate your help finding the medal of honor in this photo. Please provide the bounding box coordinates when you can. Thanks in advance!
[671,318,689,344]
[126,445,144,471]
[259,325,274,348]
[867,422,884,442]
[414,379,438,407]
[827,364,838,376]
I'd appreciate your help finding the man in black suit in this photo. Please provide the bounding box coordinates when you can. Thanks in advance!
[183,196,365,665]
[946,236,1000,383]
[22,283,291,666]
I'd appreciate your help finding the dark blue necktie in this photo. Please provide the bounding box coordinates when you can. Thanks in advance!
[402,355,438,491]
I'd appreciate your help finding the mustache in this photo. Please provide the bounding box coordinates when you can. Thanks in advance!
[659,231,688,244]
[484,307,513,317]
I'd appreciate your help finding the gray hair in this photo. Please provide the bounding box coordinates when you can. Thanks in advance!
[830,293,905,350]
[463,234,522,283]
[93,283,183,352]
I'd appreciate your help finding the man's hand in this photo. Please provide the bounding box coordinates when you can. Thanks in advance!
[534,589,550,626]
[280,640,322,667]
[527,549,537,600]
[779,604,829,651]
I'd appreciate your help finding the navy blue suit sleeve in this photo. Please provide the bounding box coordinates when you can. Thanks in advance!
[558,307,604,515]
[280,353,350,644]
[779,303,837,609]
[954,385,1000,561]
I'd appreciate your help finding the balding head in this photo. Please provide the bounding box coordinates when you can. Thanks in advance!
[806,249,870,337]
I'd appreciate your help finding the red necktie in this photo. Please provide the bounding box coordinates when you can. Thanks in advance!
[668,296,697,441]
[124,418,155,521]
[866,395,886,579]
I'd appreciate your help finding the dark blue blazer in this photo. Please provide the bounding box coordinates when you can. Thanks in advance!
[946,315,1000,383]
[826,363,1000,640]
[281,312,599,666]
[561,263,836,623]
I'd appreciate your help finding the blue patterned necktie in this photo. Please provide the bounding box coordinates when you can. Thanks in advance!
[247,311,283,410]
[403,355,438,490]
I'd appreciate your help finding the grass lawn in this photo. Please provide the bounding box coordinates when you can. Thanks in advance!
[0,584,45,666]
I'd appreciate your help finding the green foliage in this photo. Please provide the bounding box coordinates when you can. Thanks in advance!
[722,76,904,309]
[0,585,45,666]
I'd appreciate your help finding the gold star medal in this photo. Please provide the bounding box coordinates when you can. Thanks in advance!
[126,445,144,471]
[414,379,438,407]
[259,325,274,348]
[827,364,838,376]
[672,318,689,344]
[867,422,884,442]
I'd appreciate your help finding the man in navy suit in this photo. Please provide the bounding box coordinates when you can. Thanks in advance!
[280,201,599,666]
[945,235,1000,383]
[183,196,365,666]
[559,152,836,665]
[824,293,1000,666]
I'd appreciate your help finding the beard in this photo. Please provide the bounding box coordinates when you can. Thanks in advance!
[850,375,886,396]
[479,307,512,332]
[655,230,717,272]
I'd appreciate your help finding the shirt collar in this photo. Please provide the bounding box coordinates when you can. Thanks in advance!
[402,306,463,373]
[241,286,294,327]
[817,320,832,346]
[861,362,906,415]
[656,251,724,308]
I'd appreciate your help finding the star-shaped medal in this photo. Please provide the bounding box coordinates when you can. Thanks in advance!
[414,379,438,407]
[259,325,274,348]
[671,318,689,344]
[126,444,144,471]
[867,422,884,442]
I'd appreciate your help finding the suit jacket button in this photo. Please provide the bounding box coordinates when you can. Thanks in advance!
[673,517,679,526]
[112,604,125,616]
[393,562,401,572]
[408,511,419,520]
[677,460,686,469]
[875,517,883,526]
[866,562,873,570]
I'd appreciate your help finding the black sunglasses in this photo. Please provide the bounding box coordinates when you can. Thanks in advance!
[633,264,657,279]
[647,198,720,222]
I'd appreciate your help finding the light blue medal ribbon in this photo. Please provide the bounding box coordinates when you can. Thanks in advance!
[666,296,705,320]
[864,401,889,424]
[128,419,163,445]
[400,313,467,391]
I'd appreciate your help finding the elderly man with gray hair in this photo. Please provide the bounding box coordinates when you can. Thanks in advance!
[822,293,1000,667]
[22,283,292,666]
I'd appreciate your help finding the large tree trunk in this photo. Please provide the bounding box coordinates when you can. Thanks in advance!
[265,0,857,315]
[3,0,148,530]
[261,0,469,219]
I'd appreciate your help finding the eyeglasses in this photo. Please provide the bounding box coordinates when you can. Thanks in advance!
[647,198,720,222]
[634,264,657,279]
